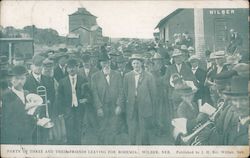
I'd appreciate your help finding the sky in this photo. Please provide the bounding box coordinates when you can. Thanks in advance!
[0,0,248,38]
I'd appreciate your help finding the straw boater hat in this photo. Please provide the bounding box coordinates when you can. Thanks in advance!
[187,47,194,52]
[223,76,249,96]
[188,55,200,62]
[210,51,226,59]
[180,45,188,52]
[129,54,144,62]
[172,49,183,57]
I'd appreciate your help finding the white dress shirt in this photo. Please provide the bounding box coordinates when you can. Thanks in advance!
[191,66,198,74]
[12,87,25,104]
[134,70,141,96]
[216,66,223,74]
[69,75,78,107]
[84,68,90,77]
[176,64,182,73]
[32,72,41,83]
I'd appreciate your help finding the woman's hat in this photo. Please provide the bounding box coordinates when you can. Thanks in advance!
[223,76,249,96]
[175,83,197,95]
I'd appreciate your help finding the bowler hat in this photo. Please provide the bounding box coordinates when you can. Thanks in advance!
[67,58,78,67]
[9,65,28,76]
[82,54,91,63]
[223,76,249,96]
[98,52,110,62]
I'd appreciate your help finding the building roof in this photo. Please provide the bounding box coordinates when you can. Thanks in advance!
[71,26,91,32]
[66,33,80,38]
[90,25,102,31]
[155,9,184,29]
[69,8,97,18]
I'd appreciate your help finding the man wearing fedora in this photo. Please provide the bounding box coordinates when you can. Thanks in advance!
[24,55,55,144]
[151,53,170,135]
[188,55,207,105]
[56,58,89,145]
[165,49,197,117]
[1,65,36,144]
[91,53,124,144]
[123,54,156,145]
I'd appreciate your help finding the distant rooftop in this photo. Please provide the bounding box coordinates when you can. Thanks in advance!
[155,9,184,29]
[69,8,97,18]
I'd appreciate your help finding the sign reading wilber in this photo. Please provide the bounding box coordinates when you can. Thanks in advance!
[0,0,249,158]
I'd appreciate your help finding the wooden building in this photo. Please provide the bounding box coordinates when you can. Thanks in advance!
[67,8,104,47]
[155,8,249,55]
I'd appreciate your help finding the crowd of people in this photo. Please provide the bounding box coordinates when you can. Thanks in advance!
[0,31,249,146]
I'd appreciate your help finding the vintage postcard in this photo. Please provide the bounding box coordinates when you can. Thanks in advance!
[0,0,249,157]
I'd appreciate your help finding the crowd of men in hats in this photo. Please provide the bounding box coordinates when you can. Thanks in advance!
[0,32,249,145]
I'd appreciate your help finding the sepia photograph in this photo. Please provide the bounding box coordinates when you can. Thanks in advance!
[0,0,249,157]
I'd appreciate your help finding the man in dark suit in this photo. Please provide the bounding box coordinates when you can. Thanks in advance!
[188,55,207,105]
[56,58,89,145]
[53,52,68,82]
[165,49,197,117]
[91,53,124,144]
[212,76,249,145]
[124,54,157,145]
[79,54,98,81]
[1,65,36,144]
[24,55,55,144]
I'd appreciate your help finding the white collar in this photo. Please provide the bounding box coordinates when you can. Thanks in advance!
[32,72,41,79]
[239,116,250,125]
[192,66,198,70]
[11,87,25,104]
[133,70,142,75]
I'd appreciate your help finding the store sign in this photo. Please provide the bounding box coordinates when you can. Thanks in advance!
[209,9,235,15]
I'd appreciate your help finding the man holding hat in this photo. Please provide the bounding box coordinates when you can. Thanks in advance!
[56,57,89,145]
[24,55,55,144]
[123,54,157,145]
[91,52,124,144]
[1,65,36,144]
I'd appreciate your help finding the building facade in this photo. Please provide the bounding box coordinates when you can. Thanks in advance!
[155,8,249,55]
[68,8,104,47]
